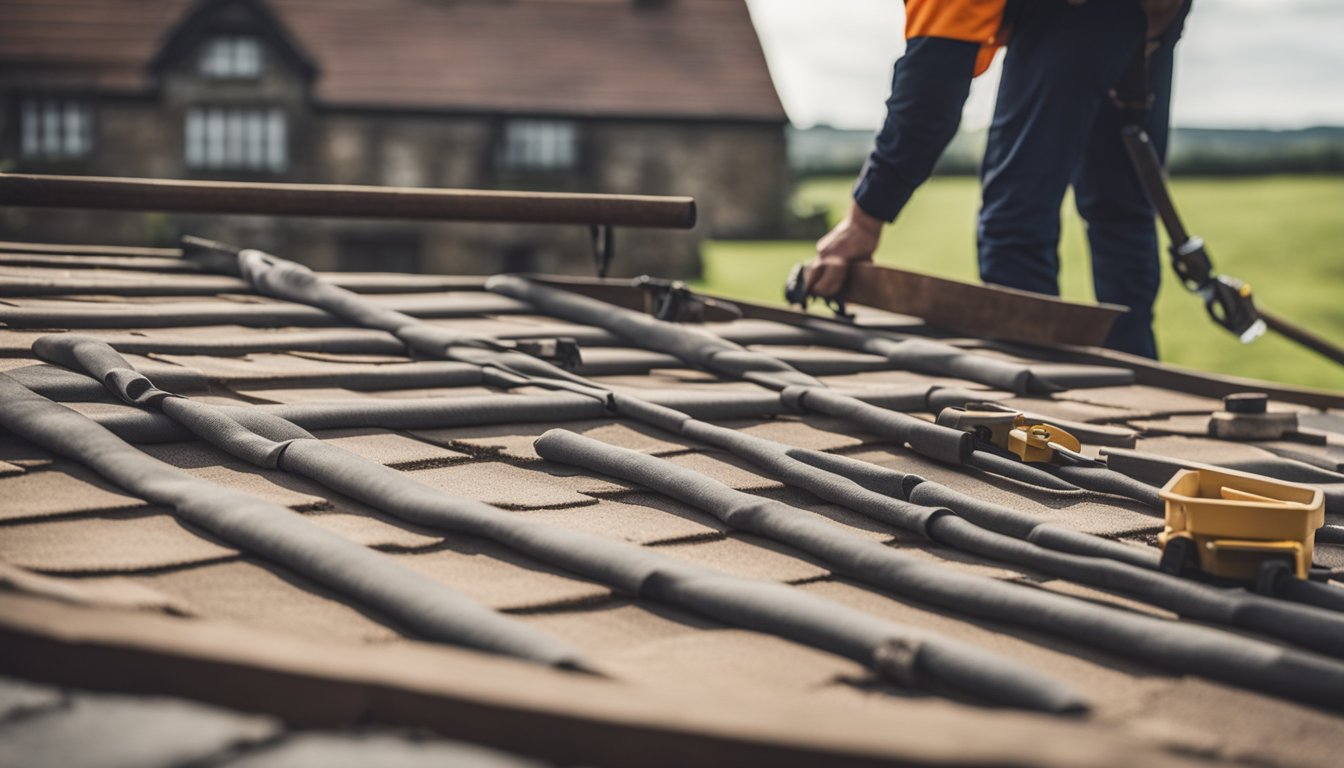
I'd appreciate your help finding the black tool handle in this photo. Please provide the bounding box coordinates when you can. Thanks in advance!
[1120,126,1189,246]
[1260,308,1344,367]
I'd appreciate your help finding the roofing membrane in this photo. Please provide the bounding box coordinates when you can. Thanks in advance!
[1,240,1343,766]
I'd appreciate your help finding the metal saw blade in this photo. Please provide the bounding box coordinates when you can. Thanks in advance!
[838,263,1127,347]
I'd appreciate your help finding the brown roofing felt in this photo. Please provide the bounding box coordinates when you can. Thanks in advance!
[0,242,1343,766]
[0,0,788,121]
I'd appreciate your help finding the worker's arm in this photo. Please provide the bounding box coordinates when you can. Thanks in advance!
[807,37,981,297]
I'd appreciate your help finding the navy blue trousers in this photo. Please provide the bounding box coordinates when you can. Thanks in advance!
[978,1,1187,358]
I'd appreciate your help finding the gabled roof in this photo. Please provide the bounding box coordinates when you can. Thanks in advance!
[0,0,788,122]
[149,0,318,83]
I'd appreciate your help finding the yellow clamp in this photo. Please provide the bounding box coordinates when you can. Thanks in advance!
[1158,466,1324,581]
[1008,421,1082,464]
[936,407,1082,463]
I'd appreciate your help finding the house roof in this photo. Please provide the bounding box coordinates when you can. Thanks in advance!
[0,0,789,121]
[1,239,1343,765]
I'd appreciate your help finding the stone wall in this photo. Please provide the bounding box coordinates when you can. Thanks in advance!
[1,93,786,279]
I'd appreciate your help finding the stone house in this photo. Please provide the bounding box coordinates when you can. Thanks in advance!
[0,0,789,277]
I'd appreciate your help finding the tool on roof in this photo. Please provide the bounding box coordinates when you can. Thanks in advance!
[1157,466,1325,584]
[527,274,744,323]
[1118,107,1344,365]
[930,395,1139,448]
[511,337,583,369]
[784,262,1126,347]
[936,406,1091,465]
[1208,392,1327,444]
[784,262,854,322]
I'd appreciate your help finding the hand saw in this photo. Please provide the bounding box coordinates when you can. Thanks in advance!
[785,262,1127,347]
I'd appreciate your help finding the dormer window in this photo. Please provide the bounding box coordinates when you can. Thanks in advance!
[199,35,263,78]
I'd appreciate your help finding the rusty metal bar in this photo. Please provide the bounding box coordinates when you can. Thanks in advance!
[0,173,697,229]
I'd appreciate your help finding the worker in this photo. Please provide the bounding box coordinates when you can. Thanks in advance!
[808,0,1191,358]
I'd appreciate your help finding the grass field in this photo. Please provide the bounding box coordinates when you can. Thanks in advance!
[696,175,1344,391]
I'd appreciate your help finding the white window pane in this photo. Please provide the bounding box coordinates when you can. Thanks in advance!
[201,40,223,76]
[501,120,576,171]
[224,38,240,77]
[540,125,557,168]
[200,36,261,78]
[206,108,225,167]
[224,109,244,166]
[266,110,287,171]
[556,124,575,167]
[20,100,38,157]
[185,110,203,167]
[42,101,61,155]
[236,38,261,77]
[244,111,263,168]
[62,102,83,155]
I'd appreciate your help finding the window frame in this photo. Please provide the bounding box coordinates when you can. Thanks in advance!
[198,35,265,80]
[184,104,288,174]
[18,96,94,161]
[497,119,581,172]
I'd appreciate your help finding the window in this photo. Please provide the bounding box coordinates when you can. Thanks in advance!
[199,36,263,78]
[20,98,92,160]
[185,107,287,172]
[499,120,578,170]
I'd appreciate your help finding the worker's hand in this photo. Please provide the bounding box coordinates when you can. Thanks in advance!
[806,202,883,298]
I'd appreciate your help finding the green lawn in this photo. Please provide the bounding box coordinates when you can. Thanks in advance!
[696,175,1344,391]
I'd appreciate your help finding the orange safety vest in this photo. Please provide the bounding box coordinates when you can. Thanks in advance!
[904,0,1008,76]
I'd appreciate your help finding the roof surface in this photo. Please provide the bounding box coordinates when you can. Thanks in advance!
[1,241,1343,766]
[0,0,789,121]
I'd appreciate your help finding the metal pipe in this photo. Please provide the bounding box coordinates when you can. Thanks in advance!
[0,173,698,229]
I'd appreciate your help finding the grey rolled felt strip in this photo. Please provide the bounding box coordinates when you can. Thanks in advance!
[1255,442,1344,474]
[962,451,1084,493]
[0,374,587,670]
[1274,577,1344,612]
[6,362,209,401]
[195,361,486,391]
[781,386,971,466]
[1047,464,1164,509]
[77,390,795,444]
[752,314,1130,396]
[35,338,1083,713]
[899,479,1160,570]
[535,428,1344,709]
[488,275,821,390]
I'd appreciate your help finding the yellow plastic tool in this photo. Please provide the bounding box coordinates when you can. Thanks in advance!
[1008,421,1081,464]
[936,407,1082,463]
[1158,466,1325,580]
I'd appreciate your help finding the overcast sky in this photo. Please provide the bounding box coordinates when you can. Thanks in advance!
[745,0,1344,131]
